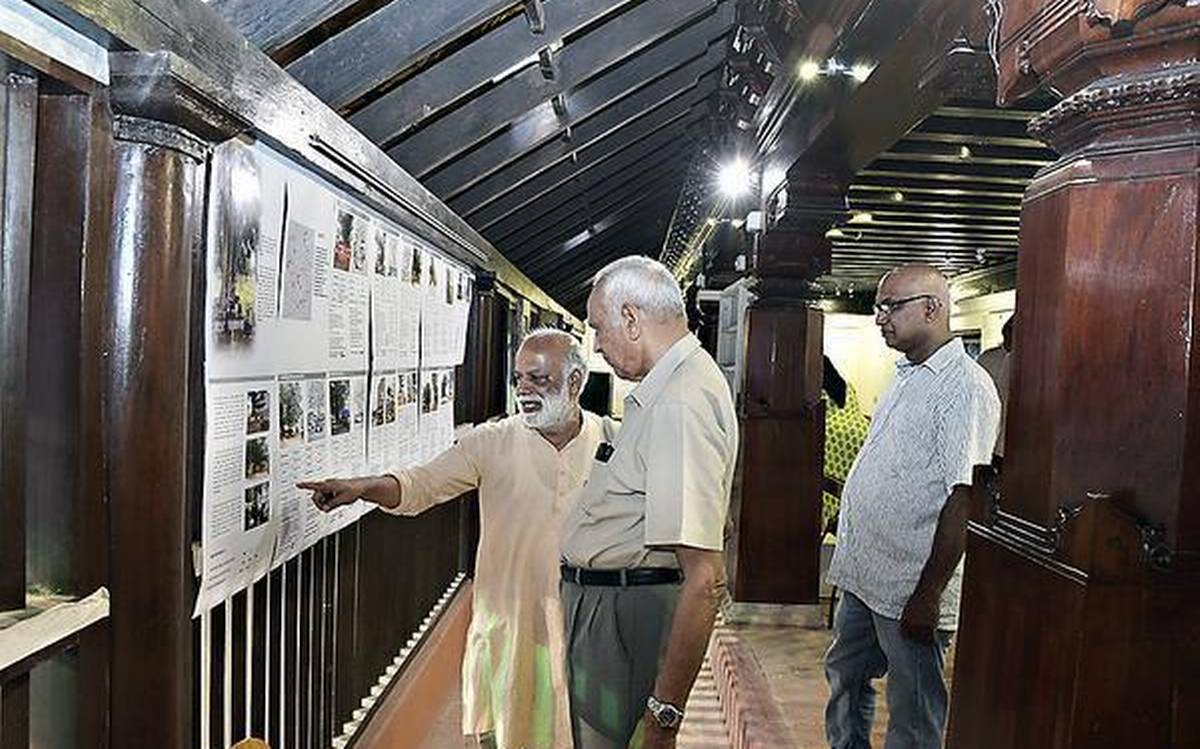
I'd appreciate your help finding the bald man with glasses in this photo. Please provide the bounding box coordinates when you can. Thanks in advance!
[824,265,1000,749]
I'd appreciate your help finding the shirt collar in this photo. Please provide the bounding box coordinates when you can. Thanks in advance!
[627,334,700,408]
[896,336,964,375]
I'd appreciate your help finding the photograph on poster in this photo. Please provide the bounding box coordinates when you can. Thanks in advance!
[212,143,261,344]
[280,381,305,446]
[410,245,423,285]
[246,390,270,434]
[245,436,270,480]
[386,235,399,277]
[281,219,316,321]
[244,482,270,531]
[372,379,387,427]
[374,227,388,276]
[422,374,435,414]
[385,377,397,423]
[353,378,366,426]
[329,378,351,436]
[334,207,367,273]
[306,379,326,442]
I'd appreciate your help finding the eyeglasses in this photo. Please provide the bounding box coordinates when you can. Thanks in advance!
[873,294,937,317]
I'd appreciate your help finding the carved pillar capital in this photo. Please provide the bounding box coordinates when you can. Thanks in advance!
[1028,60,1200,153]
[997,1,1200,104]
[112,114,209,160]
[753,163,848,300]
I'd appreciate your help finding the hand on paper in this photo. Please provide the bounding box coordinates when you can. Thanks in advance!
[297,475,401,512]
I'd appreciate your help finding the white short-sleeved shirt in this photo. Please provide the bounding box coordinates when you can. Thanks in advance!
[561,334,739,570]
[826,337,999,630]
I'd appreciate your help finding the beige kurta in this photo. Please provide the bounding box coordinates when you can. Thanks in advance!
[387,412,604,749]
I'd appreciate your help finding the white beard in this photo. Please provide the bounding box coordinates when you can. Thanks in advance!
[519,387,574,430]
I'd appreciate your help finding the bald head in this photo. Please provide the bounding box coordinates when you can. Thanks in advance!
[879,264,950,308]
[875,264,953,362]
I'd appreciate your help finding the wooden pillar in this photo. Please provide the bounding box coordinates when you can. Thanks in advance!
[99,53,242,747]
[0,69,36,611]
[947,6,1200,748]
[103,112,207,749]
[730,165,845,603]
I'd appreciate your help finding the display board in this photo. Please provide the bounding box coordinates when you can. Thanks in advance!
[194,140,473,615]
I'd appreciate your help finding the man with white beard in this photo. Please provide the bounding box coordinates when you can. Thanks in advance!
[300,329,607,749]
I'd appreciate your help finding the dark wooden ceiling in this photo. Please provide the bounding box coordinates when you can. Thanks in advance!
[209,0,1052,314]
[822,100,1054,293]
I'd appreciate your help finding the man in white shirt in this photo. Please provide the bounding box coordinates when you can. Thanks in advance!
[300,329,604,749]
[561,256,738,749]
[824,265,999,749]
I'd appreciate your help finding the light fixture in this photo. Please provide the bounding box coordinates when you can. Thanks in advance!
[958,145,973,159]
[848,211,873,224]
[798,59,821,81]
[717,159,752,198]
[850,63,874,83]
[825,228,846,238]
[889,190,905,202]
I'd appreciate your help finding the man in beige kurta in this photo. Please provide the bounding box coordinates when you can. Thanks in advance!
[301,330,606,749]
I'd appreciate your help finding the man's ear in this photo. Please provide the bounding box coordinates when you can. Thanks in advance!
[567,369,584,399]
[621,303,640,340]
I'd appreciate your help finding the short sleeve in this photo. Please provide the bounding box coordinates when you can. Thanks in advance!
[935,375,1000,497]
[643,401,731,550]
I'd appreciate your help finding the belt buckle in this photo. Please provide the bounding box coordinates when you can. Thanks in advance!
[619,569,629,587]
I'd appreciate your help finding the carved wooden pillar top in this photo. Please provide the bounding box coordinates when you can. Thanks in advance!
[997,1,1199,104]
[754,162,848,300]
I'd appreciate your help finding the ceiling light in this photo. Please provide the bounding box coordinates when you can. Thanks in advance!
[717,159,752,198]
[889,190,905,202]
[798,60,821,81]
[825,228,845,239]
[959,145,973,159]
[848,211,873,224]
[850,63,874,82]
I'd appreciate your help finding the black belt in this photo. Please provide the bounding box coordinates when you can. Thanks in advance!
[561,564,682,587]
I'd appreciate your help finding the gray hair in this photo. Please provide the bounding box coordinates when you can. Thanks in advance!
[521,328,588,385]
[591,255,685,325]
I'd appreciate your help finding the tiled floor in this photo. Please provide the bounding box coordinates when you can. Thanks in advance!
[727,616,955,747]
[416,611,954,748]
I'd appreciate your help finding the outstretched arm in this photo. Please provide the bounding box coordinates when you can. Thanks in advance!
[297,475,401,512]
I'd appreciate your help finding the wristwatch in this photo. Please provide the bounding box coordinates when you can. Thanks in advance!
[646,695,685,730]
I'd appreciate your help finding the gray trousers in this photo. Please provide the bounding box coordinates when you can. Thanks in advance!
[561,580,680,749]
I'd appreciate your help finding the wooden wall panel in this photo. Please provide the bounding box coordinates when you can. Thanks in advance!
[947,530,1085,749]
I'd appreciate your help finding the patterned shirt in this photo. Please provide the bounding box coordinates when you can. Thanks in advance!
[826,338,999,630]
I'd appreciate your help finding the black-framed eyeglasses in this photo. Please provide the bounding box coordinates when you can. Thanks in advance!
[873,294,936,317]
